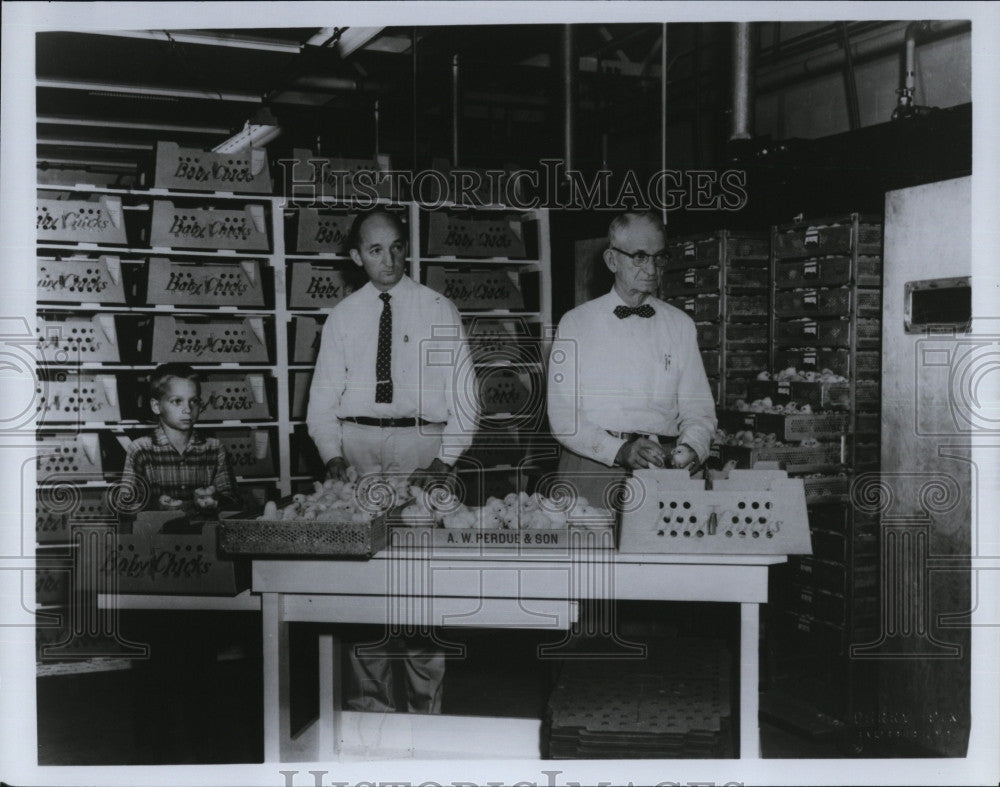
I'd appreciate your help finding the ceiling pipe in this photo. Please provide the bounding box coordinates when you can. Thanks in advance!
[730,23,755,141]
[37,115,231,135]
[451,54,461,167]
[560,25,577,176]
[37,77,261,103]
[893,20,934,119]
[757,19,968,94]
[840,22,862,130]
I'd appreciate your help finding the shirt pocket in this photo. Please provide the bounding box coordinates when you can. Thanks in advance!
[652,347,681,405]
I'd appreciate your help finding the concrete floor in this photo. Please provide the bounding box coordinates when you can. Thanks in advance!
[36,626,845,765]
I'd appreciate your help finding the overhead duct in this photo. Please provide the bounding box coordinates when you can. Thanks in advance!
[730,23,755,142]
[893,21,934,120]
[757,19,968,94]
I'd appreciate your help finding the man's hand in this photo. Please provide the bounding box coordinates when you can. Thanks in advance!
[325,457,350,482]
[407,457,456,490]
[615,437,667,470]
[670,444,698,470]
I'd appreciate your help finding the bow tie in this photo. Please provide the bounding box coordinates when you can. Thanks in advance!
[614,304,655,319]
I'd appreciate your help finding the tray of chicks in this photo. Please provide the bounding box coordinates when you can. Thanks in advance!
[713,428,843,474]
[218,468,414,558]
[388,489,617,550]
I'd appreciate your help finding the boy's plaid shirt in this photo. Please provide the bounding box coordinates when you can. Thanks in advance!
[119,426,239,513]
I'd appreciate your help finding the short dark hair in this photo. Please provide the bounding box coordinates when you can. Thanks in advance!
[149,363,201,400]
[346,209,407,252]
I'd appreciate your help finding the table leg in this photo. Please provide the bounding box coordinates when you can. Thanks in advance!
[740,602,761,759]
[317,633,340,757]
[261,592,288,763]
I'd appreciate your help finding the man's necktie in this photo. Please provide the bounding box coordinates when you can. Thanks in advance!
[375,292,393,403]
[613,304,655,319]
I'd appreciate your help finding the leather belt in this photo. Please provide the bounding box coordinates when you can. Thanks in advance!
[341,416,443,428]
[606,430,678,447]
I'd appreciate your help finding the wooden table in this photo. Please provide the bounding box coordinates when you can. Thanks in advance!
[253,540,785,762]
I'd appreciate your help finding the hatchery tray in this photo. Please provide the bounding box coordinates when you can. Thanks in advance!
[220,503,386,559]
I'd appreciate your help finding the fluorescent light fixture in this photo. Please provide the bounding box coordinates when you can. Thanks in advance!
[90,30,303,54]
[213,109,282,153]
[305,26,383,58]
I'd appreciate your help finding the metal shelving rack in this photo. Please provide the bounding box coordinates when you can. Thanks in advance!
[660,230,771,408]
[34,153,552,660]
[764,212,884,725]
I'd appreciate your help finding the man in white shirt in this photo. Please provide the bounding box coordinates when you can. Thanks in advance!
[547,211,717,505]
[307,209,479,713]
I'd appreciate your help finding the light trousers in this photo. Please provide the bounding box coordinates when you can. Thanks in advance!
[340,421,445,713]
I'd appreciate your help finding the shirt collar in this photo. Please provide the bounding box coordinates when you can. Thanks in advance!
[153,424,204,451]
[362,274,414,301]
[606,287,653,310]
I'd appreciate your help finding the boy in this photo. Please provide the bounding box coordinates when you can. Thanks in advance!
[120,362,240,514]
[118,363,244,762]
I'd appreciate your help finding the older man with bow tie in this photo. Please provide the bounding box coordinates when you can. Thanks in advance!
[547,211,717,505]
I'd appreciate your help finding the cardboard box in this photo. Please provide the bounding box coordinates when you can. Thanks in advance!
[291,315,325,363]
[36,371,121,424]
[287,262,356,308]
[150,315,270,363]
[36,313,122,363]
[153,141,272,194]
[149,200,269,251]
[146,257,266,307]
[36,433,106,480]
[36,567,72,606]
[217,428,276,477]
[465,318,542,365]
[37,255,131,304]
[426,212,527,258]
[36,165,140,190]
[478,368,534,416]
[283,149,394,201]
[101,515,249,596]
[36,487,111,544]
[37,196,127,245]
[198,373,272,421]
[293,209,354,253]
[425,268,525,310]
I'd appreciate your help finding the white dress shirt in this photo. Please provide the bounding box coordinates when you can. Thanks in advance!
[547,289,717,466]
[307,275,479,466]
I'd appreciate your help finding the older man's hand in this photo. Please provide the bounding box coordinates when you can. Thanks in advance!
[407,457,456,491]
[615,437,667,470]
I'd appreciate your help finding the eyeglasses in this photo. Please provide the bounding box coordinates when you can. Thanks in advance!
[610,246,667,269]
